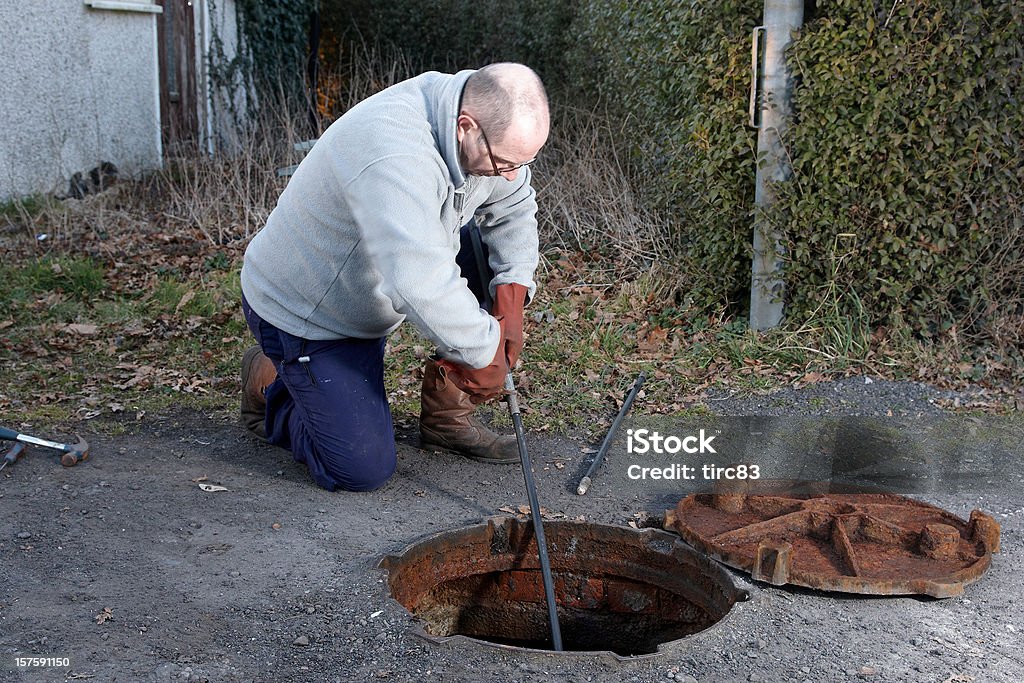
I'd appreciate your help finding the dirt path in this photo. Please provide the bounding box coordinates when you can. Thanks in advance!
[1,386,1021,682]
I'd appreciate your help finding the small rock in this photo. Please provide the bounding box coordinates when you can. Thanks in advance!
[230,571,240,578]
[306,606,316,614]
[676,676,698,683]
[749,674,762,682]
[859,666,877,677]
[293,635,310,647]
[800,667,811,674]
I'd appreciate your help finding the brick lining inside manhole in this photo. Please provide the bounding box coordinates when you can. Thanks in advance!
[378,517,748,656]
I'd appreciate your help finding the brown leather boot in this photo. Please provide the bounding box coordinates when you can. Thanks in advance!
[240,346,277,440]
[420,359,519,464]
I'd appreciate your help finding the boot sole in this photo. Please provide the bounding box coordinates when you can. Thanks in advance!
[419,437,520,465]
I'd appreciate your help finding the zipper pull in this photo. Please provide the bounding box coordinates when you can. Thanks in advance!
[298,355,317,386]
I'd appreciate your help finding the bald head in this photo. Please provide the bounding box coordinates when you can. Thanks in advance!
[462,63,550,146]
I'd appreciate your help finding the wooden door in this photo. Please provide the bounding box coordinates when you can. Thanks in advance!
[157,0,198,149]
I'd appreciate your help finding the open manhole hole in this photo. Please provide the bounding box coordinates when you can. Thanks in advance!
[378,517,748,657]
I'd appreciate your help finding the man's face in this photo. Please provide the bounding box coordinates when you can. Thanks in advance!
[457,113,548,182]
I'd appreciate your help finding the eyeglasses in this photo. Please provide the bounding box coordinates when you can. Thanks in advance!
[465,114,536,177]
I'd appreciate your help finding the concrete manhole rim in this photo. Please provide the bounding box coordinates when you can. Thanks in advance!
[377,516,751,659]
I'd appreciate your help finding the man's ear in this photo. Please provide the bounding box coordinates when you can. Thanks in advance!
[455,113,476,143]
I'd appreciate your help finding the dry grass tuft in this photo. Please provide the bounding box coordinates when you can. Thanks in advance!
[534,105,669,274]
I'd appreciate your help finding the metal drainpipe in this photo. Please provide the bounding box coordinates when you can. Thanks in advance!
[748,0,804,331]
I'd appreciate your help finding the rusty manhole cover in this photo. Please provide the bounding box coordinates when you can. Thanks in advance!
[378,517,748,656]
[664,481,1000,598]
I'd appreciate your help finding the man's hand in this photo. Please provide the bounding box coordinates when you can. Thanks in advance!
[437,282,528,404]
[492,283,528,368]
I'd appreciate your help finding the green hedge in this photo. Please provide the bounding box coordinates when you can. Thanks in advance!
[322,0,1023,342]
[569,0,763,314]
[231,0,314,96]
[322,0,573,84]
[778,0,1023,339]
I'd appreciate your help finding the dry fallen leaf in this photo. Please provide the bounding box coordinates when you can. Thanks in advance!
[191,476,208,483]
[798,371,825,385]
[95,607,113,624]
[174,289,196,313]
[498,506,515,514]
[65,323,99,336]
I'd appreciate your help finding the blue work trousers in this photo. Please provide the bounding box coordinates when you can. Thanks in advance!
[243,225,492,491]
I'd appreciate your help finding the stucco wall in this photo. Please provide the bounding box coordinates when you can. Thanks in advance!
[0,0,162,201]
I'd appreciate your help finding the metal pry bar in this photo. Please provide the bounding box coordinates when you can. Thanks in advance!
[576,372,646,495]
[505,373,563,651]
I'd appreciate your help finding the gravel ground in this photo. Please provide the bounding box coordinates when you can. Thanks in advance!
[1,378,1021,682]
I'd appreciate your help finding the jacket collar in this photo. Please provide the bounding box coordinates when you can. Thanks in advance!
[431,70,475,189]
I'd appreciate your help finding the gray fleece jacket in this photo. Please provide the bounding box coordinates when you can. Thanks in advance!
[240,70,539,369]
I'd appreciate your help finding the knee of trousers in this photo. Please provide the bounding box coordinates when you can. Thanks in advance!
[308,439,398,493]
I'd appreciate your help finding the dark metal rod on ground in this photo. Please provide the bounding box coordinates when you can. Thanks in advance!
[505,373,563,651]
[576,372,646,496]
